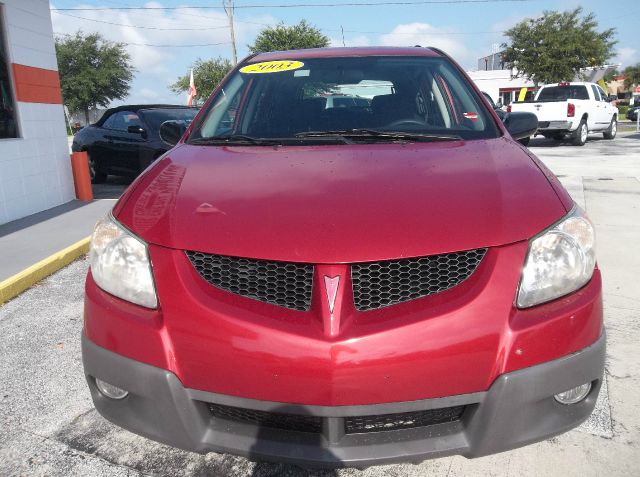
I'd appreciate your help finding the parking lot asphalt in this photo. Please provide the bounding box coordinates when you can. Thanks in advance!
[2,133,640,476]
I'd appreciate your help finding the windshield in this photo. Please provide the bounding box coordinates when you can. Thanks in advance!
[188,56,499,144]
[140,108,199,130]
[537,85,589,102]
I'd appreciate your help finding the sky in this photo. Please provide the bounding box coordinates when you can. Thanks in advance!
[49,0,640,106]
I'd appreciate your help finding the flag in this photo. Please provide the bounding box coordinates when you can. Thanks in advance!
[187,69,197,106]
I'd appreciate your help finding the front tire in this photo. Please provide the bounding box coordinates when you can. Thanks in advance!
[572,120,588,146]
[603,117,617,140]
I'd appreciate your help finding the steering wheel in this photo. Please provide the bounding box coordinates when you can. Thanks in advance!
[385,119,427,128]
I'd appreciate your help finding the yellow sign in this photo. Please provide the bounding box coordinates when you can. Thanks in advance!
[240,60,304,74]
[517,87,528,102]
[597,79,608,94]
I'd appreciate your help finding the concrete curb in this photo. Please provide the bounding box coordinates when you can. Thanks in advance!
[0,236,91,304]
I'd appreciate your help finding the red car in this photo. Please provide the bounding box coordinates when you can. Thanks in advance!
[82,47,604,467]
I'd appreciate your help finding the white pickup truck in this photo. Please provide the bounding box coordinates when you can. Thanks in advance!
[508,82,618,146]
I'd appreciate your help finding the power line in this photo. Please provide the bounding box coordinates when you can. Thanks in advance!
[53,11,231,31]
[53,32,231,48]
[51,11,504,37]
[51,0,532,12]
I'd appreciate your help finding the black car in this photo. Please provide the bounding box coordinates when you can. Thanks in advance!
[72,105,199,183]
[627,105,639,122]
[482,92,505,120]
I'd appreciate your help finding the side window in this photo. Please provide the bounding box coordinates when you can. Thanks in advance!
[198,74,246,138]
[0,7,18,139]
[591,85,600,101]
[122,112,143,129]
[101,113,119,130]
[102,111,141,131]
[597,86,608,102]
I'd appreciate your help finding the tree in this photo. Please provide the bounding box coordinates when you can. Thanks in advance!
[248,20,329,54]
[623,64,640,89]
[603,68,619,83]
[501,8,616,86]
[55,32,134,123]
[170,57,233,104]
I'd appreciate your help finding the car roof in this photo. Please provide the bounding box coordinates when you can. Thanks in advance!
[106,104,198,114]
[96,104,198,125]
[246,46,442,63]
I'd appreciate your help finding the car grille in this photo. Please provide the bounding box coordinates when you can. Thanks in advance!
[187,249,486,312]
[344,405,466,434]
[206,403,465,435]
[207,403,322,433]
[351,249,487,311]
[186,252,314,311]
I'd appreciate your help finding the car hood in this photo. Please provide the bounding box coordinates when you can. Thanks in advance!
[115,137,567,263]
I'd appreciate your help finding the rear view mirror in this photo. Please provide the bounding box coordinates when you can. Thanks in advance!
[503,112,538,140]
[127,125,146,137]
[159,120,188,146]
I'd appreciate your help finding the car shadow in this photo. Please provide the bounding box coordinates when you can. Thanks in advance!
[528,135,608,148]
[92,175,133,200]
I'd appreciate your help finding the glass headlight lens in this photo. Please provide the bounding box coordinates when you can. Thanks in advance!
[517,207,595,308]
[89,214,157,308]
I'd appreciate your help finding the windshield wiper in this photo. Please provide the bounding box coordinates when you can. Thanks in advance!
[295,129,463,142]
[189,134,353,146]
[188,135,283,146]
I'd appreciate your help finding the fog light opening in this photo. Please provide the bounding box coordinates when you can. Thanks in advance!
[554,382,592,405]
[95,378,129,400]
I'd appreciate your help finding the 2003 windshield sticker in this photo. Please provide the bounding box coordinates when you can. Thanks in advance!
[239,60,304,74]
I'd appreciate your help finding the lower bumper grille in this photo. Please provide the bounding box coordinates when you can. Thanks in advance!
[207,402,465,435]
[344,406,466,434]
[208,403,322,433]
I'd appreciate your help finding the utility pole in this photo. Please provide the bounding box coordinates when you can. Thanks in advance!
[223,0,237,65]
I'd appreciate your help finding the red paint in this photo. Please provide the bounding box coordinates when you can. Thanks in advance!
[115,138,566,264]
[85,47,603,407]
[84,246,602,405]
[11,64,63,104]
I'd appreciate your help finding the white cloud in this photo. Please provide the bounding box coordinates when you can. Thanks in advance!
[138,88,160,100]
[378,23,468,61]
[614,47,639,68]
[50,2,276,101]
[329,34,371,47]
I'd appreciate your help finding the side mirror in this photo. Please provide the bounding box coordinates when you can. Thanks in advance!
[127,125,146,137]
[503,111,538,141]
[159,120,188,147]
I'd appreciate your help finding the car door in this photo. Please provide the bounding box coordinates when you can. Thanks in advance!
[590,85,610,128]
[89,114,118,172]
[597,85,615,125]
[101,111,149,174]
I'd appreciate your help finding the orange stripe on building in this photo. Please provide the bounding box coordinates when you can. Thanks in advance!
[11,63,63,104]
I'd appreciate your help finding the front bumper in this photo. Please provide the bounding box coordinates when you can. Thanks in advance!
[83,332,605,467]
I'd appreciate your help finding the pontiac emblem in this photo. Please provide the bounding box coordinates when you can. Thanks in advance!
[323,276,340,314]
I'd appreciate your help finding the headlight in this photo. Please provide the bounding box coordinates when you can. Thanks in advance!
[517,207,596,308]
[89,214,158,308]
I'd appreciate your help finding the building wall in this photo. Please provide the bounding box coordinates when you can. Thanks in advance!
[467,69,535,105]
[0,0,74,225]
